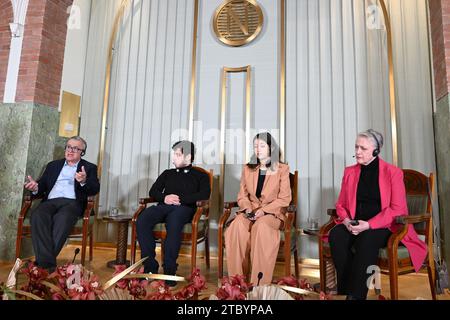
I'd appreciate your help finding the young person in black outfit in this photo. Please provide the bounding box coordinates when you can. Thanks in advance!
[136,141,210,285]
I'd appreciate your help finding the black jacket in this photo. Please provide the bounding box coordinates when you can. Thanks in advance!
[149,166,210,208]
[35,159,100,213]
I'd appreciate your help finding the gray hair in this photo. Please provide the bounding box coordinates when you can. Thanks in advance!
[357,129,384,151]
[68,136,87,152]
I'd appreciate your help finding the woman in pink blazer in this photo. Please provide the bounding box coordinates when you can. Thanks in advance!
[225,132,292,286]
[329,129,427,300]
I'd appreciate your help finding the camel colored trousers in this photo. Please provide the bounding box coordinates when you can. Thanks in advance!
[224,213,281,286]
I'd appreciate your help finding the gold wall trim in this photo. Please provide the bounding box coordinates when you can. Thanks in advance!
[188,0,199,141]
[279,0,286,161]
[101,0,200,175]
[219,66,252,207]
[59,91,81,138]
[380,0,398,166]
[98,0,131,178]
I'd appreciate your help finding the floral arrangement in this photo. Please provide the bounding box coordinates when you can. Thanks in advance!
[3,258,333,301]
[210,274,331,300]
[2,259,207,301]
[214,274,251,300]
[111,265,207,300]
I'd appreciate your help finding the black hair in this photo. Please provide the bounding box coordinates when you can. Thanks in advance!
[172,140,195,163]
[247,132,282,170]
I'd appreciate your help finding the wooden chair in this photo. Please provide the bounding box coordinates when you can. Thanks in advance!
[130,167,213,272]
[217,171,299,279]
[15,195,96,265]
[318,169,436,300]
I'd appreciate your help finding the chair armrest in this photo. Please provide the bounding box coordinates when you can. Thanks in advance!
[224,201,239,209]
[318,209,338,237]
[191,206,207,232]
[386,214,431,252]
[196,200,209,208]
[386,223,409,253]
[132,197,158,223]
[327,208,337,217]
[218,202,238,233]
[395,214,430,225]
[139,197,158,205]
[82,196,96,219]
[283,211,295,232]
[18,193,44,220]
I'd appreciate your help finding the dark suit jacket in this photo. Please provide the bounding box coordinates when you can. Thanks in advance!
[35,158,100,214]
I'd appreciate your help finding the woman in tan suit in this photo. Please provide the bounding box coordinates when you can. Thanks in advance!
[225,132,292,286]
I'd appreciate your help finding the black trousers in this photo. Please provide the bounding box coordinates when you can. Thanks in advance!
[136,204,195,274]
[328,224,391,299]
[30,198,81,269]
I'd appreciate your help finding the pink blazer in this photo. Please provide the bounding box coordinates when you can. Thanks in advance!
[335,158,427,272]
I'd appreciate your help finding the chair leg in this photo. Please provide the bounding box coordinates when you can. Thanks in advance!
[15,218,25,260]
[427,263,437,300]
[80,235,87,266]
[205,235,210,269]
[388,271,399,300]
[218,231,224,279]
[191,237,198,273]
[388,249,399,300]
[284,231,291,276]
[373,271,382,295]
[89,231,93,261]
[319,256,327,293]
[15,234,22,261]
[293,248,299,279]
[160,240,165,265]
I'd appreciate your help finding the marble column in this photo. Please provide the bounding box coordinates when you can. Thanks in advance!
[0,103,59,260]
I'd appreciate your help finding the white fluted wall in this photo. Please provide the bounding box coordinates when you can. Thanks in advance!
[77,0,436,258]
[80,0,195,216]
[285,0,436,258]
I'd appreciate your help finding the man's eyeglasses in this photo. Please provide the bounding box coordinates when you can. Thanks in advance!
[65,146,83,153]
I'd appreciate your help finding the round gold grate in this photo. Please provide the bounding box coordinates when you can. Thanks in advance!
[213,0,264,47]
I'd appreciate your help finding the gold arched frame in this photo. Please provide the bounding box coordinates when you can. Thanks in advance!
[99,0,200,177]
[379,0,398,166]
[219,66,252,207]
[99,0,399,175]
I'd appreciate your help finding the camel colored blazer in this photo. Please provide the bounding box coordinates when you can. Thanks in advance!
[335,157,427,272]
[237,163,292,222]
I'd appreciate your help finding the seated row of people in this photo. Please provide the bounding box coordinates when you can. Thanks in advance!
[23,130,427,299]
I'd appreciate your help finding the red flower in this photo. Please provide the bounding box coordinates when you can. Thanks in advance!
[187,268,207,291]
[146,281,174,300]
[275,275,299,287]
[215,275,251,300]
[20,262,49,299]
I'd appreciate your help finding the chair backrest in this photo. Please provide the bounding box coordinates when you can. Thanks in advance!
[402,169,434,237]
[289,171,299,225]
[192,166,213,214]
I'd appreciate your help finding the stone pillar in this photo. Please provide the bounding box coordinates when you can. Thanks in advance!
[0,0,73,261]
[429,0,450,280]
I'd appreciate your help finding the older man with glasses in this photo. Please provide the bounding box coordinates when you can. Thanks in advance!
[24,136,100,272]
